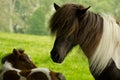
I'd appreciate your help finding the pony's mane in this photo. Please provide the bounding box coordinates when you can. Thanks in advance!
[78,12,103,56]
[49,4,85,37]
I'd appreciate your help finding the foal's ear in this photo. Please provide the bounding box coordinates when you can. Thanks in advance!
[54,3,60,11]
[13,48,20,56]
[76,6,91,16]
[18,49,24,54]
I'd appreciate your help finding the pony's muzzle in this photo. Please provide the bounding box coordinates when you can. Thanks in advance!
[50,49,61,63]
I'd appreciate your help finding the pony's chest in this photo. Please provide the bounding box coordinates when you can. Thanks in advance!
[96,60,120,80]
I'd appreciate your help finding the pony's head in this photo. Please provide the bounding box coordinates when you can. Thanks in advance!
[49,3,90,63]
[2,48,36,70]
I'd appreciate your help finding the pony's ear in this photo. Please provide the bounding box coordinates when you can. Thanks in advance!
[54,3,60,11]
[76,6,91,16]
[18,49,24,54]
[13,48,20,56]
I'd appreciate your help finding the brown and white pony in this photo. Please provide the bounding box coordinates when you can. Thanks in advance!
[0,49,66,80]
[49,3,120,80]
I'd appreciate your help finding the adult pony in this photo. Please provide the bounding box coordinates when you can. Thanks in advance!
[0,49,66,80]
[49,3,120,80]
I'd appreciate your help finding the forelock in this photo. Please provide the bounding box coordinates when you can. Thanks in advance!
[49,4,81,37]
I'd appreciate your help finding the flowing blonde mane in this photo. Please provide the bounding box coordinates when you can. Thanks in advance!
[90,14,120,75]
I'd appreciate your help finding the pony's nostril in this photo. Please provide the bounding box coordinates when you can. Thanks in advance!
[51,50,60,62]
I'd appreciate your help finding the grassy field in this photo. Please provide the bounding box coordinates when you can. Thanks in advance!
[0,32,94,80]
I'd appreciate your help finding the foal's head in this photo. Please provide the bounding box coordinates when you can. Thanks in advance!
[49,3,90,63]
[2,48,36,70]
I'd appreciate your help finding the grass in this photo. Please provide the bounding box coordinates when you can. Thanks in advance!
[0,32,94,80]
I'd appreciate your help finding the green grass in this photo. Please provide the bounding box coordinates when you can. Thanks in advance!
[0,32,94,80]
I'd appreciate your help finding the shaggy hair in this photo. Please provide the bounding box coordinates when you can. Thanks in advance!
[49,3,103,57]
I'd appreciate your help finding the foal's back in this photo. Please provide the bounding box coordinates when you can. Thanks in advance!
[0,49,66,80]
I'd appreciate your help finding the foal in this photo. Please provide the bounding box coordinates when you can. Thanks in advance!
[0,49,66,80]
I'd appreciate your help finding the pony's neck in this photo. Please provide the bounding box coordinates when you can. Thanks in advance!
[79,11,103,58]
[89,14,120,76]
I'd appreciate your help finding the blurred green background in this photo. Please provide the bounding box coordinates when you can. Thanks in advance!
[0,0,120,80]
[0,0,120,35]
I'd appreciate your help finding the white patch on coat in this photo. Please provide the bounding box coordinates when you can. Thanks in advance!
[0,61,27,80]
[29,68,51,80]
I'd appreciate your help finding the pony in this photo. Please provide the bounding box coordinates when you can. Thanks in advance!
[0,49,66,80]
[1,48,37,70]
[49,3,120,80]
